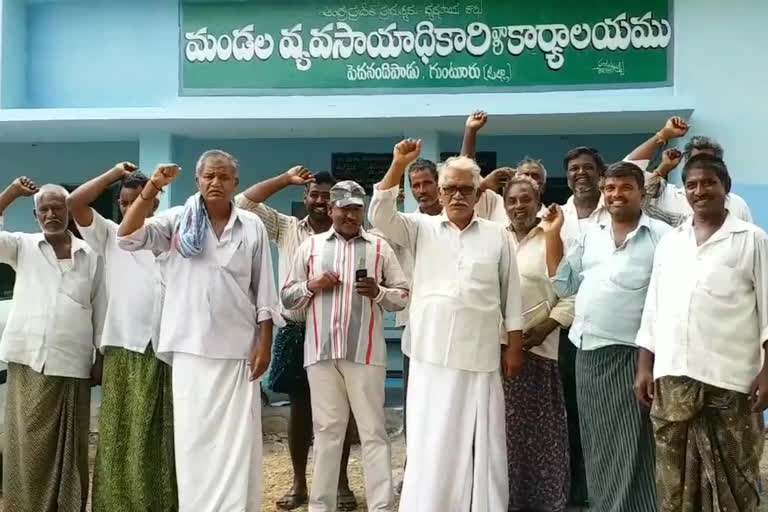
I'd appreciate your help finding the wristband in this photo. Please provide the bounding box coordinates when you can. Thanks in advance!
[150,179,163,192]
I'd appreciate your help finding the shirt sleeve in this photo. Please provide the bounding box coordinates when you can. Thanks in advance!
[280,239,314,311]
[250,220,284,327]
[76,209,112,257]
[368,184,419,252]
[90,254,107,350]
[117,209,178,254]
[551,234,586,298]
[500,228,523,334]
[635,255,662,353]
[0,217,20,267]
[475,189,507,225]
[549,295,575,328]
[753,232,768,344]
[235,194,297,244]
[373,239,410,312]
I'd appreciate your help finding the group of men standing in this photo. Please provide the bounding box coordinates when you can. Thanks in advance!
[0,111,765,512]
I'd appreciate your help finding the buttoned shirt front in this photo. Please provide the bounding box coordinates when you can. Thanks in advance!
[281,228,409,368]
[375,188,509,329]
[369,184,523,373]
[76,210,162,355]
[552,214,671,351]
[0,218,106,378]
[635,214,768,393]
[118,204,282,360]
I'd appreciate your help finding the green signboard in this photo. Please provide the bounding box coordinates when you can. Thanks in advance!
[181,0,672,94]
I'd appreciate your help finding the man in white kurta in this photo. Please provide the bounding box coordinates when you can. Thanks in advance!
[369,140,524,512]
[117,151,283,512]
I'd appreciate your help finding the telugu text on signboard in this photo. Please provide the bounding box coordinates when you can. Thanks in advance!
[181,0,672,93]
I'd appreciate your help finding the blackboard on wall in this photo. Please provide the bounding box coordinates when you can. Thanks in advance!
[331,153,403,195]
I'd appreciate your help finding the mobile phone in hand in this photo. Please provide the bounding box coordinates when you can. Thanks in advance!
[355,269,368,282]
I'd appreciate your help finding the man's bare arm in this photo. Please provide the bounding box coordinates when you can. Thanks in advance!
[240,166,313,203]
[68,162,138,227]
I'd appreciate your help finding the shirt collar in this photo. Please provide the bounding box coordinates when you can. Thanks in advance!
[564,194,606,215]
[439,211,480,231]
[597,211,652,231]
[683,209,749,242]
[324,226,375,243]
[35,231,90,258]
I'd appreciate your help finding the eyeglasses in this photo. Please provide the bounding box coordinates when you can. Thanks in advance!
[440,185,476,198]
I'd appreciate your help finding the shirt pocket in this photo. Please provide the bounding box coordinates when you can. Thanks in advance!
[221,239,251,280]
[608,254,652,291]
[700,264,745,298]
[467,260,499,297]
[60,271,91,307]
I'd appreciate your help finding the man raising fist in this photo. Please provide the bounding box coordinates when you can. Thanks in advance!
[68,162,176,511]
[369,139,523,512]
[118,151,282,511]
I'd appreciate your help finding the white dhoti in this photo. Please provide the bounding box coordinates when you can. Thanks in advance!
[307,360,393,512]
[399,359,508,512]
[172,353,263,512]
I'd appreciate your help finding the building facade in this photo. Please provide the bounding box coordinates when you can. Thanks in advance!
[0,0,766,400]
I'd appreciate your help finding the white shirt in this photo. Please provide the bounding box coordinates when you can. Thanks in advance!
[0,219,106,378]
[77,210,162,355]
[118,205,283,360]
[510,225,574,360]
[369,184,523,373]
[561,195,610,252]
[374,188,509,328]
[635,213,768,394]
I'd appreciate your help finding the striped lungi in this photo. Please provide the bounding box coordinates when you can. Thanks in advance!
[3,362,91,512]
[92,346,178,512]
[575,345,656,512]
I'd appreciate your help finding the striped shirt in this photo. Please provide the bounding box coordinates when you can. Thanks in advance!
[281,228,409,367]
[235,194,316,322]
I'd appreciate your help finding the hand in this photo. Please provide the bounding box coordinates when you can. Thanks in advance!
[539,204,564,234]
[659,148,683,173]
[248,343,271,381]
[12,176,38,197]
[466,110,488,131]
[392,139,422,168]
[111,161,139,178]
[501,342,524,378]
[751,368,768,412]
[151,164,182,189]
[660,116,690,140]
[523,320,557,351]
[284,166,314,186]
[90,357,103,387]
[354,277,380,299]
[481,167,514,192]
[633,368,655,408]
[307,271,340,292]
